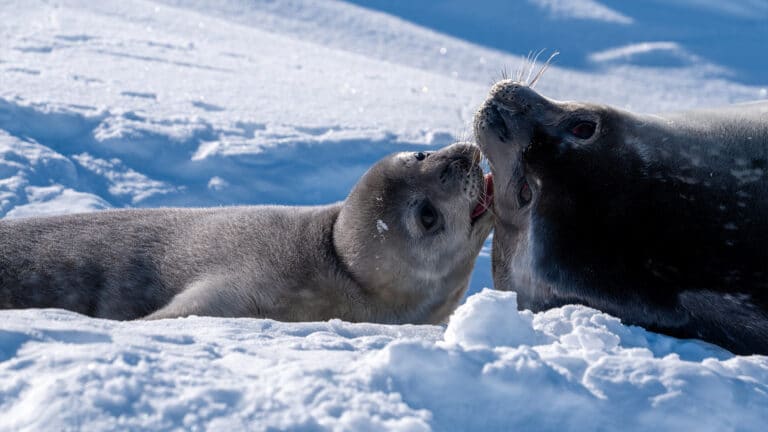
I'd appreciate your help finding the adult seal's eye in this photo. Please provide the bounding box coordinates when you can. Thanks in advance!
[570,121,596,139]
[518,180,532,207]
[414,152,427,161]
[419,202,440,233]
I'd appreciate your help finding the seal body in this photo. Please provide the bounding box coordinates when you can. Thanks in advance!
[474,81,768,354]
[0,143,493,323]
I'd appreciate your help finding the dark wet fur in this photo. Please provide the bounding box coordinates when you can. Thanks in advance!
[476,82,768,354]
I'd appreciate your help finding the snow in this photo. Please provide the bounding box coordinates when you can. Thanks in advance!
[376,219,389,234]
[1,0,767,429]
[2,290,766,431]
[531,0,634,24]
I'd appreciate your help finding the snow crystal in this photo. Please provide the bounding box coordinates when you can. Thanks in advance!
[207,176,229,191]
[376,219,389,233]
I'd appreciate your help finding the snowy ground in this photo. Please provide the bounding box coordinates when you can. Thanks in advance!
[1,0,767,430]
[2,290,766,431]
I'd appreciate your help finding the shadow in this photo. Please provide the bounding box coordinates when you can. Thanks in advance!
[345,0,768,85]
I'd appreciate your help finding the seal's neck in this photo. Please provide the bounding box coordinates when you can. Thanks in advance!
[332,205,449,324]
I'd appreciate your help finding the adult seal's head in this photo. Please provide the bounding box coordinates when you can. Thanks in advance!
[334,142,494,323]
[474,80,768,354]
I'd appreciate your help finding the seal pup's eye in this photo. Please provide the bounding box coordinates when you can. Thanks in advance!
[418,202,441,233]
[414,152,427,161]
[570,121,596,139]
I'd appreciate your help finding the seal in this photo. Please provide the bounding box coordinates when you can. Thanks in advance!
[0,142,494,324]
[474,80,768,354]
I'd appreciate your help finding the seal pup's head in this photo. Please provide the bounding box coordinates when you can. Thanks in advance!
[334,142,494,324]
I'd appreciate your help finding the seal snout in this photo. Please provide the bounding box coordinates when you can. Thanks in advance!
[434,144,493,223]
[489,80,526,105]
[437,144,482,183]
[474,81,543,150]
[488,80,546,113]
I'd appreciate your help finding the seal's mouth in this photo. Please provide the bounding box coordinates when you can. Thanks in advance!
[471,173,494,223]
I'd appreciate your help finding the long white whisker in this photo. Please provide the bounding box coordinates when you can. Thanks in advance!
[519,51,533,83]
[515,55,525,82]
[530,51,559,88]
[525,49,545,85]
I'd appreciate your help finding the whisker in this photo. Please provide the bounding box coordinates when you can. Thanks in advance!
[520,51,532,84]
[520,50,535,84]
[530,51,559,88]
[526,49,546,85]
[469,140,482,173]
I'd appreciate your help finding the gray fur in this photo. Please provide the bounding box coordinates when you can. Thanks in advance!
[0,143,493,323]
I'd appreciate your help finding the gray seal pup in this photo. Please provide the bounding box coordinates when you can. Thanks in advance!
[474,80,768,354]
[0,142,494,323]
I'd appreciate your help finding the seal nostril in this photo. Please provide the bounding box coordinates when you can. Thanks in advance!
[438,156,476,189]
[481,104,509,142]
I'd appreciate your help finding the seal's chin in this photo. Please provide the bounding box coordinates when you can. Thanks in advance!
[471,173,494,223]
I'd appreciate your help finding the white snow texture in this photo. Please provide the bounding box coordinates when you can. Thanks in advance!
[1,0,767,430]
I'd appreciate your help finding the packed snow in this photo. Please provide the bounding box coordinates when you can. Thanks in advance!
[2,290,766,431]
[1,0,767,430]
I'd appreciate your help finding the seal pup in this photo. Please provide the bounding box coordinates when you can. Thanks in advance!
[474,80,768,354]
[0,142,494,324]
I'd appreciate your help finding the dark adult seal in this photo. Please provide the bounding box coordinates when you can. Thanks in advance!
[0,142,493,324]
[474,80,768,354]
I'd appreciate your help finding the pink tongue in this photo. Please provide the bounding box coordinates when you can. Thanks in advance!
[471,202,487,219]
[471,174,494,219]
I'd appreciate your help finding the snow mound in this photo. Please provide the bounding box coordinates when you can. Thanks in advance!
[373,290,768,431]
[2,290,766,431]
[444,289,542,348]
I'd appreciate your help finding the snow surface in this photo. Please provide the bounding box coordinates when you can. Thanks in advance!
[2,290,766,431]
[1,0,767,430]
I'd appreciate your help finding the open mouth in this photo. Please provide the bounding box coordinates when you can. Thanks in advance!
[471,173,494,222]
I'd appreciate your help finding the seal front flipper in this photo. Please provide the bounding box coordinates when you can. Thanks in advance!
[142,275,255,320]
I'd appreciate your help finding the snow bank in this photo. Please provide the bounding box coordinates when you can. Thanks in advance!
[375,290,768,431]
[2,290,765,431]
